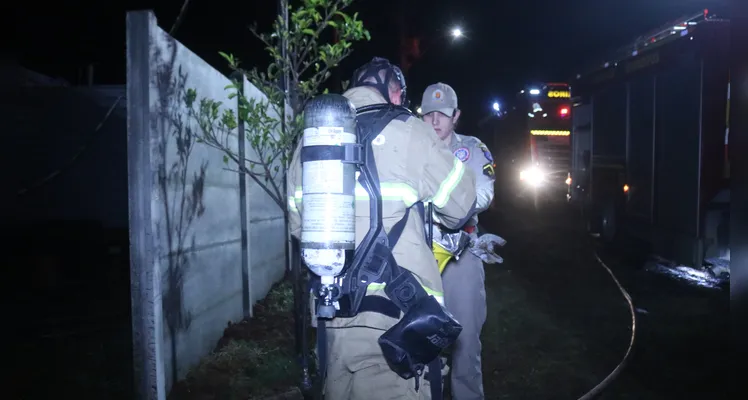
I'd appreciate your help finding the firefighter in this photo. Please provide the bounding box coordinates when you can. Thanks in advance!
[421,82,495,400]
[287,58,478,399]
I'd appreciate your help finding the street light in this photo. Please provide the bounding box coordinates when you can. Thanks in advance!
[404,24,467,75]
[492,102,500,112]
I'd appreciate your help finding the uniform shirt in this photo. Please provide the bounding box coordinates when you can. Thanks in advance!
[287,86,478,330]
[448,132,495,227]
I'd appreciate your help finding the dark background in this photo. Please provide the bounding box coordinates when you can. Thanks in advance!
[6,0,729,131]
[2,2,739,398]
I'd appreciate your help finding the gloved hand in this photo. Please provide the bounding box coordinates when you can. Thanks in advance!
[468,233,507,264]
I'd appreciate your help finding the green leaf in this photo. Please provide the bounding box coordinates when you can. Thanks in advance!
[223,154,230,164]
[218,51,236,67]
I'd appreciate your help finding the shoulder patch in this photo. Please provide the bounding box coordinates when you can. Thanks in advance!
[479,143,494,162]
[482,163,495,178]
[454,147,470,162]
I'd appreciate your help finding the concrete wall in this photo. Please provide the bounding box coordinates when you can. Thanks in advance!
[126,11,285,399]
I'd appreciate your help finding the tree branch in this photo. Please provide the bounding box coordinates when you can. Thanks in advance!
[295,2,345,71]
[170,0,193,36]
[224,158,285,211]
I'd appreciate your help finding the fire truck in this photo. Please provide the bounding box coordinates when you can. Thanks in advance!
[568,11,730,269]
[517,83,573,194]
[477,83,574,205]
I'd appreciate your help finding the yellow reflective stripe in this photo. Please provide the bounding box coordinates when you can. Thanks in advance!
[356,183,419,207]
[432,158,465,208]
[294,183,418,207]
[365,283,444,306]
[421,286,445,306]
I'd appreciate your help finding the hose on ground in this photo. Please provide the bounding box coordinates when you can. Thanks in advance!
[575,248,637,400]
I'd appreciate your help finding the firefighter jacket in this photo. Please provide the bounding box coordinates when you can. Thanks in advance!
[287,86,478,331]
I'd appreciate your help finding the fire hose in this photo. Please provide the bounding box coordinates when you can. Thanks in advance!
[432,225,636,399]
[575,249,637,400]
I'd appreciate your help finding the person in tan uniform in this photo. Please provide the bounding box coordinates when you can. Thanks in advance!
[287,58,477,400]
[421,82,495,400]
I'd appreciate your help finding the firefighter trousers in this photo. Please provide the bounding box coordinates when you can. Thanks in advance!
[442,251,487,400]
[323,325,435,400]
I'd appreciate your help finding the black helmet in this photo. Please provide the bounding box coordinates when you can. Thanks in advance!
[351,57,409,108]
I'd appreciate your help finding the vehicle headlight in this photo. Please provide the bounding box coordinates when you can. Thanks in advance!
[519,167,545,186]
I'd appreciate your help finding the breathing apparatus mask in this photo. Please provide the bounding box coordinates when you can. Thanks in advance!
[352,57,410,109]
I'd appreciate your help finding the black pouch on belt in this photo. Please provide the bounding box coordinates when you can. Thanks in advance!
[377,293,462,380]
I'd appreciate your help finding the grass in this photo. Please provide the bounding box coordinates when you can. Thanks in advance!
[478,268,605,400]
[263,280,295,315]
[476,196,728,399]
[183,340,297,399]
[169,278,304,400]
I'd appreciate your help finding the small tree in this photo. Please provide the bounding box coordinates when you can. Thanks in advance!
[188,0,370,214]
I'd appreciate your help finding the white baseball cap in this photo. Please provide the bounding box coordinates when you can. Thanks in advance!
[421,82,458,117]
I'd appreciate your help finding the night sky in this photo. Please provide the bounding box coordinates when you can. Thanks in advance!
[8,0,728,130]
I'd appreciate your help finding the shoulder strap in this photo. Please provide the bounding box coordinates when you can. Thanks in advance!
[356,103,414,144]
[386,206,411,249]
[343,104,422,314]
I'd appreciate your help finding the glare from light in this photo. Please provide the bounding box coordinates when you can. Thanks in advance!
[452,28,463,38]
[542,113,548,118]
[417,106,422,114]
[623,184,630,193]
[527,113,534,118]
[529,88,540,95]
[492,102,500,111]
[520,90,525,94]
[520,167,545,187]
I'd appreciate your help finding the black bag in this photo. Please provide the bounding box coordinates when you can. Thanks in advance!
[378,294,462,380]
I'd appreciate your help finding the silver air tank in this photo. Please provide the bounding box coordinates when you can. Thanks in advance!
[301,94,358,318]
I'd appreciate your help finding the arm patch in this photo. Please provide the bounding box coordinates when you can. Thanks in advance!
[482,163,495,178]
